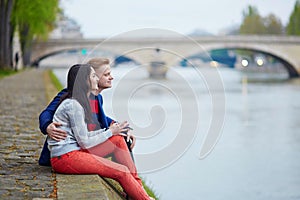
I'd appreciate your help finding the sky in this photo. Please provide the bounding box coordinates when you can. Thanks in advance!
[60,0,297,38]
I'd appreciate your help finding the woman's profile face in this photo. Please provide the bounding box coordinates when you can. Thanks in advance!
[89,67,99,92]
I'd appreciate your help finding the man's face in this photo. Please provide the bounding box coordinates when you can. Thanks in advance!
[95,65,113,91]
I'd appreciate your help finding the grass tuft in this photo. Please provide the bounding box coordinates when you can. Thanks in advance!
[142,179,159,199]
[0,68,18,79]
[49,70,63,91]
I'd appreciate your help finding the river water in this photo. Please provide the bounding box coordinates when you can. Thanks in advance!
[48,61,300,200]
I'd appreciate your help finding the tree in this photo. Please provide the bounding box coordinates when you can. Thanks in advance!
[240,5,284,35]
[11,0,60,66]
[0,0,14,69]
[0,0,59,69]
[286,0,300,35]
[240,5,266,34]
[264,14,283,35]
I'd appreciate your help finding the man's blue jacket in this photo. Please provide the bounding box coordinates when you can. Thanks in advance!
[38,89,114,166]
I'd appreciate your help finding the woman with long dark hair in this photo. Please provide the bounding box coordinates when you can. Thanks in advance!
[47,64,152,200]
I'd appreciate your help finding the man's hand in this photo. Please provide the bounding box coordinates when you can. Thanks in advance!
[47,122,67,141]
[126,131,136,149]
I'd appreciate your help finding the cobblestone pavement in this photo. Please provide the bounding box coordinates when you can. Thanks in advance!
[0,69,54,199]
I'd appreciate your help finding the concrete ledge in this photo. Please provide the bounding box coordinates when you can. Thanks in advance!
[56,174,124,200]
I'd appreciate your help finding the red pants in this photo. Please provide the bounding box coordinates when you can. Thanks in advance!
[51,135,149,200]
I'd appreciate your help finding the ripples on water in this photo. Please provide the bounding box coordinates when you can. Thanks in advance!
[41,58,300,200]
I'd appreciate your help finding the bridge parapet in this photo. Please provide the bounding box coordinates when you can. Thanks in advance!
[32,35,300,77]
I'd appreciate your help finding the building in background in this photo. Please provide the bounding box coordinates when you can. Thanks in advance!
[50,14,83,39]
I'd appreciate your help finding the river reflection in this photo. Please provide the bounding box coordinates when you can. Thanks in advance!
[51,64,300,200]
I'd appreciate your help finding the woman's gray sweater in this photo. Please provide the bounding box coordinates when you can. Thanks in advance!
[47,98,113,157]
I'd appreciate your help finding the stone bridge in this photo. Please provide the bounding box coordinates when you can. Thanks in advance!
[31,35,300,77]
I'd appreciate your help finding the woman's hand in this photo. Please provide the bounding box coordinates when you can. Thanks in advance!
[109,121,136,149]
[109,121,129,135]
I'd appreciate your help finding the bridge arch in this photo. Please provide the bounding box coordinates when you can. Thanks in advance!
[31,45,141,67]
[178,43,299,78]
[31,48,78,66]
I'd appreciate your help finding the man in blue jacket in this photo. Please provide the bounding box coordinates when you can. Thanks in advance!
[39,58,135,166]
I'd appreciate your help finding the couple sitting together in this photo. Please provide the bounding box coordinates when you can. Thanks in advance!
[38,58,154,200]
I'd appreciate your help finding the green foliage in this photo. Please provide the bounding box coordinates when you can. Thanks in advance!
[240,5,266,34]
[264,14,283,35]
[240,5,283,35]
[286,0,300,35]
[10,0,60,65]
[12,0,60,41]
